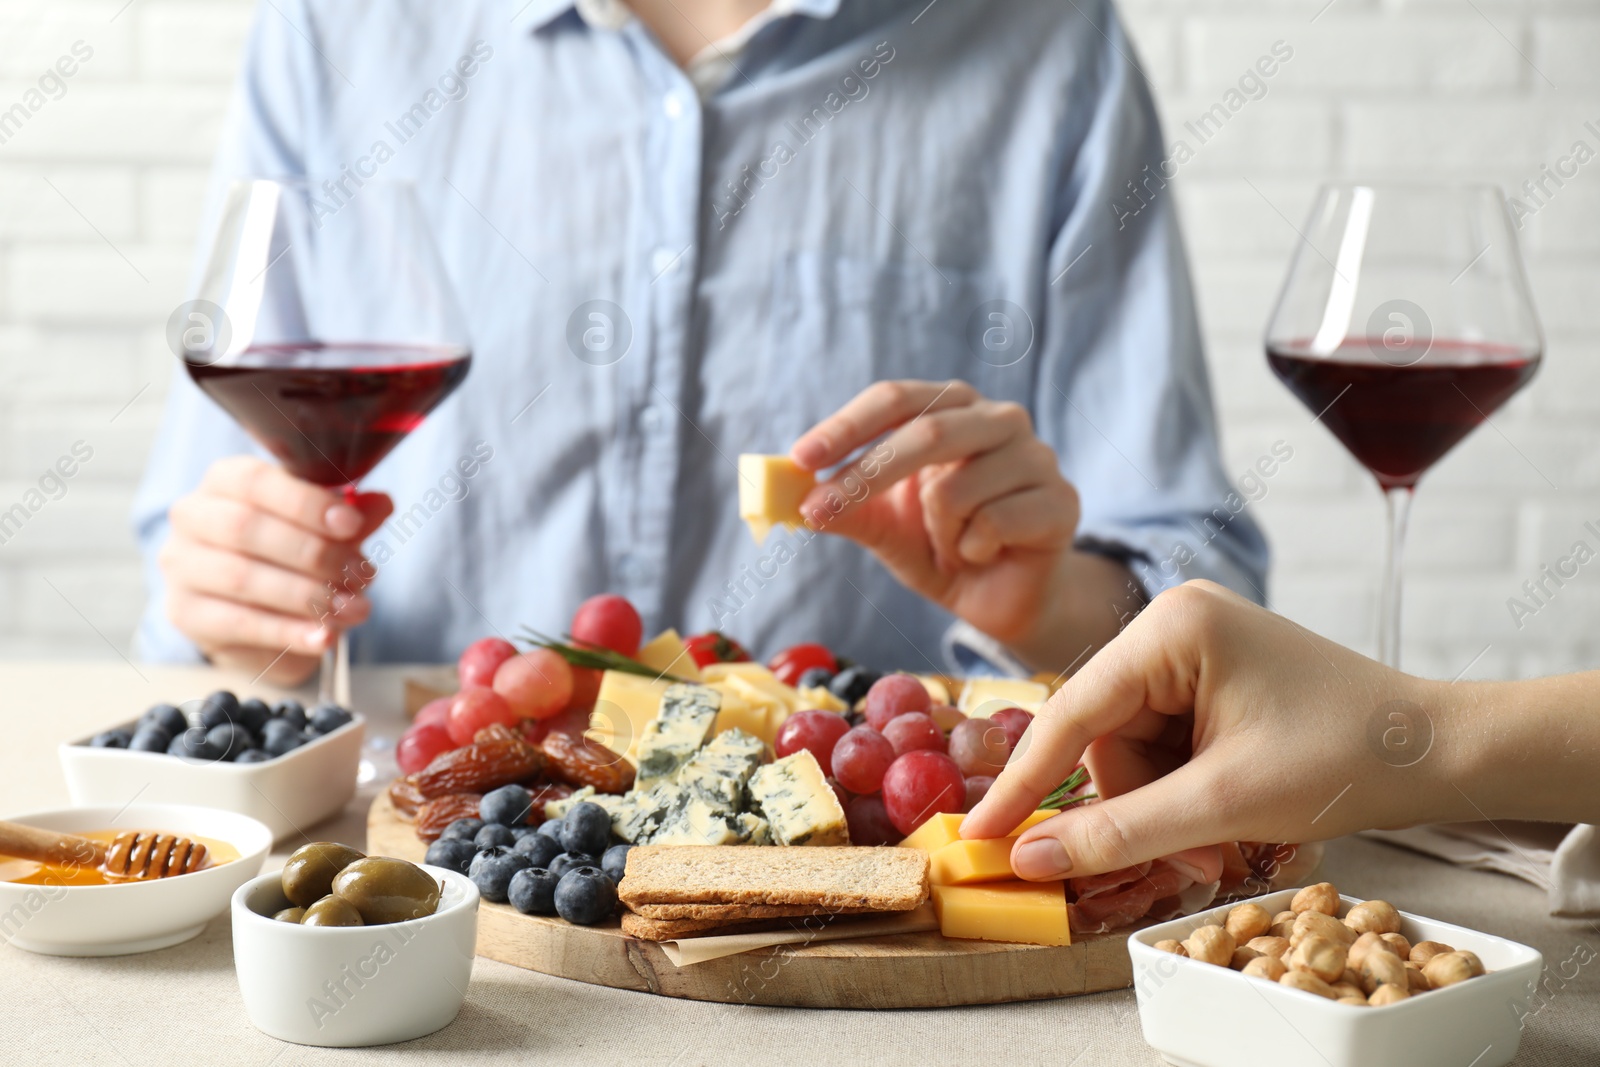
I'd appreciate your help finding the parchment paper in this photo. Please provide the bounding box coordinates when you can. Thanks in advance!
[659,903,940,966]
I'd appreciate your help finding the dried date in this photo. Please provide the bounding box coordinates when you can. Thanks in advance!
[413,731,545,798]
[388,775,426,818]
[540,731,634,794]
[415,793,484,842]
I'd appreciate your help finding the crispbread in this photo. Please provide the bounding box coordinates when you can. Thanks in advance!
[630,901,877,921]
[620,912,790,941]
[618,845,929,910]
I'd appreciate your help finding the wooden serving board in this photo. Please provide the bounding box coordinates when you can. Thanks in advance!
[368,792,1133,1009]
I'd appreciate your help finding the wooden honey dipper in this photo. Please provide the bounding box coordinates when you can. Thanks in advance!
[0,820,210,880]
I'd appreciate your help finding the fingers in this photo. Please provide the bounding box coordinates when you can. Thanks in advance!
[166,588,334,659]
[954,485,1079,566]
[201,456,365,538]
[161,538,371,624]
[790,380,979,472]
[169,494,367,582]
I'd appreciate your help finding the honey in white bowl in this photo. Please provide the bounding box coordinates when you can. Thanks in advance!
[0,829,241,886]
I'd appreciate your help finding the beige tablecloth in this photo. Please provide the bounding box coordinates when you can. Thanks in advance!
[2,664,1597,1066]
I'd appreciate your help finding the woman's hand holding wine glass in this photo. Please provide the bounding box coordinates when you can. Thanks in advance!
[161,455,393,685]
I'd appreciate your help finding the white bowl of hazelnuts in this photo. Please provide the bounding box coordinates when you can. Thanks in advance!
[1128,881,1542,1067]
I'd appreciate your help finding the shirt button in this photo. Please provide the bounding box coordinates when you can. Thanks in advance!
[663,94,683,120]
[651,247,679,276]
[640,404,670,434]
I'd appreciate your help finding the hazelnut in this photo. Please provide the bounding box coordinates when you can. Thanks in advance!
[1344,900,1402,936]
[1423,951,1485,988]
[1231,946,1262,970]
[1289,934,1347,983]
[1346,931,1391,972]
[1270,913,1298,939]
[1279,969,1337,999]
[1380,933,1412,960]
[1368,982,1410,1006]
[1331,980,1365,1000]
[1247,936,1290,960]
[1336,994,1369,1007]
[1404,962,1431,993]
[1153,939,1187,956]
[1242,955,1287,982]
[1292,911,1356,949]
[1182,924,1236,967]
[1410,940,1455,967]
[1225,903,1273,943]
[1291,882,1341,917]
[1360,950,1408,995]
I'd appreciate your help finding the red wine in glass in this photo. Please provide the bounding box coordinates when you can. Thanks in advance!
[1267,338,1540,490]
[188,342,471,489]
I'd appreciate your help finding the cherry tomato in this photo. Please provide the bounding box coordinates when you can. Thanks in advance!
[570,594,643,657]
[767,643,837,687]
[684,631,751,668]
[457,637,518,689]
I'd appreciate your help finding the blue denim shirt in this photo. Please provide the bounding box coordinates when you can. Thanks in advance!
[132,0,1268,671]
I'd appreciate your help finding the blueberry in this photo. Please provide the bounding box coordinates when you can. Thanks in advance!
[89,728,132,749]
[128,727,172,753]
[198,690,240,730]
[474,824,516,850]
[261,718,305,757]
[509,826,541,842]
[548,851,597,880]
[206,722,255,761]
[439,818,485,843]
[559,801,611,856]
[554,867,618,925]
[274,700,307,730]
[424,838,477,875]
[309,703,354,734]
[235,748,272,764]
[468,846,532,903]
[507,867,560,916]
[479,784,533,827]
[514,834,563,868]
[537,817,566,842]
[169,727,223,761]
[796,667,835,690]
[237,698,272,734]
[140,703,188,737]
[601,843,633,885]
[828,666,880,706]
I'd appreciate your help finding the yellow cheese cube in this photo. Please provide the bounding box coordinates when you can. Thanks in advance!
[932,881,1071,947]
[797,685,847,713]
[738,454,815,544]
[898,809,1057,855]
[930,837,1019,885]
[915,675,952,705]
[591,671,669,757]
[711,687,769,743]
[635,629,703,681]
[958,678,1050,715]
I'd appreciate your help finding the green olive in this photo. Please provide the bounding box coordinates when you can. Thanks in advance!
[332,857,441,925]
[273,907,306,924]
[302,894,364,927]
[281,841,366,907]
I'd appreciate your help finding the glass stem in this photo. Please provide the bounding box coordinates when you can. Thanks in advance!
[318,631,351,707]
[1378,486,1414,669]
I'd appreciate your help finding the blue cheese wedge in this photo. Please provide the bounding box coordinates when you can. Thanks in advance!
[748,749,850,846]
[675,728,764,809]
[649,794,755,846]
[636,683,721,789]
[612,784,679,844]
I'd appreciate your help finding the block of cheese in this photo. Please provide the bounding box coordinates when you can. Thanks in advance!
[592,671,670,757]
[897,809,1058,855]
[635,629,703,682]
[711,686,770,744]
[915,675,952,705]
[930,837,1019,885]
[797,685,847,713]
[932,881,1071,947]
[738,454,815,544]
[701,662,801,709]
[958,678,1050,715]
[675,728,765,809]
[636,683,721,788]
[748,749,850,845]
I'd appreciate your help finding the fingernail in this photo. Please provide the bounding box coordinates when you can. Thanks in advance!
[1012,837,1071,878]
[791,437,827,469]
[324,504,362,537]
[306,625,332,651]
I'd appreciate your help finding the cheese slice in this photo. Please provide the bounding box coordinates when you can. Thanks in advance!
[635,629,702,682]
[798,685,847,713]
[700,662,801,708]
[592,671,671,757]
[958,678,1050,715]
[932,881,1071,947]
[738,454,815,544]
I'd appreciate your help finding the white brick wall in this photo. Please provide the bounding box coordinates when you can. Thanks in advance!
[0,0,1594,680]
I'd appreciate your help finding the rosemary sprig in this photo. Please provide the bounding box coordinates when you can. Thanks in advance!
[1039,765,1097,810]
[518,630,693,683]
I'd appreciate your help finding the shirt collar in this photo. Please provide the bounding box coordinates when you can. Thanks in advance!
[510,0,842,36]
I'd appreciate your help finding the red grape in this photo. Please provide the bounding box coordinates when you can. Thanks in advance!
[863,674,931,731]
[414,696,453,731]
[774,709,851,767]
[948,716,1010,777]
[881,750,966,836]
[963,774,996,812]
[493,649,575,721]
[990,706,1034,752]
[768,643,837,687]
[541,704,593,738]
[396,723,455,774]
[457,637,517,689]
[446,686,517,746]
[881,711,946,756]
[929,703,966,734]
[845,793,900,846]
[571,594,643,656]
[830,726,896,795]
[827,777,850,809]
[566,665,603,712]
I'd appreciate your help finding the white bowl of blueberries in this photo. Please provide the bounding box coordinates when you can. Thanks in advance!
[423,787,626,925]
[59,690,365,843]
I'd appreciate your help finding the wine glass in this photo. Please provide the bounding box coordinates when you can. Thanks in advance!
[1265,182,1542,668]
[179,179,471,706]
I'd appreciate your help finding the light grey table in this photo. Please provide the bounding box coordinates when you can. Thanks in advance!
[1,664,1595,1066]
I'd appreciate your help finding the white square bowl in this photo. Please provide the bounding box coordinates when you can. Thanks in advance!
[58,715,365,844]
[1128,887,1542,1067]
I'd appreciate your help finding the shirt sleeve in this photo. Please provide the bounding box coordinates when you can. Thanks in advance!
[1031,4,1270,606]
[129,0,314,663]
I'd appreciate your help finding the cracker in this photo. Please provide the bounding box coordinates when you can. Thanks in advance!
[630,901,877,921]
[620,912,788,941]
[619,845,928,910]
